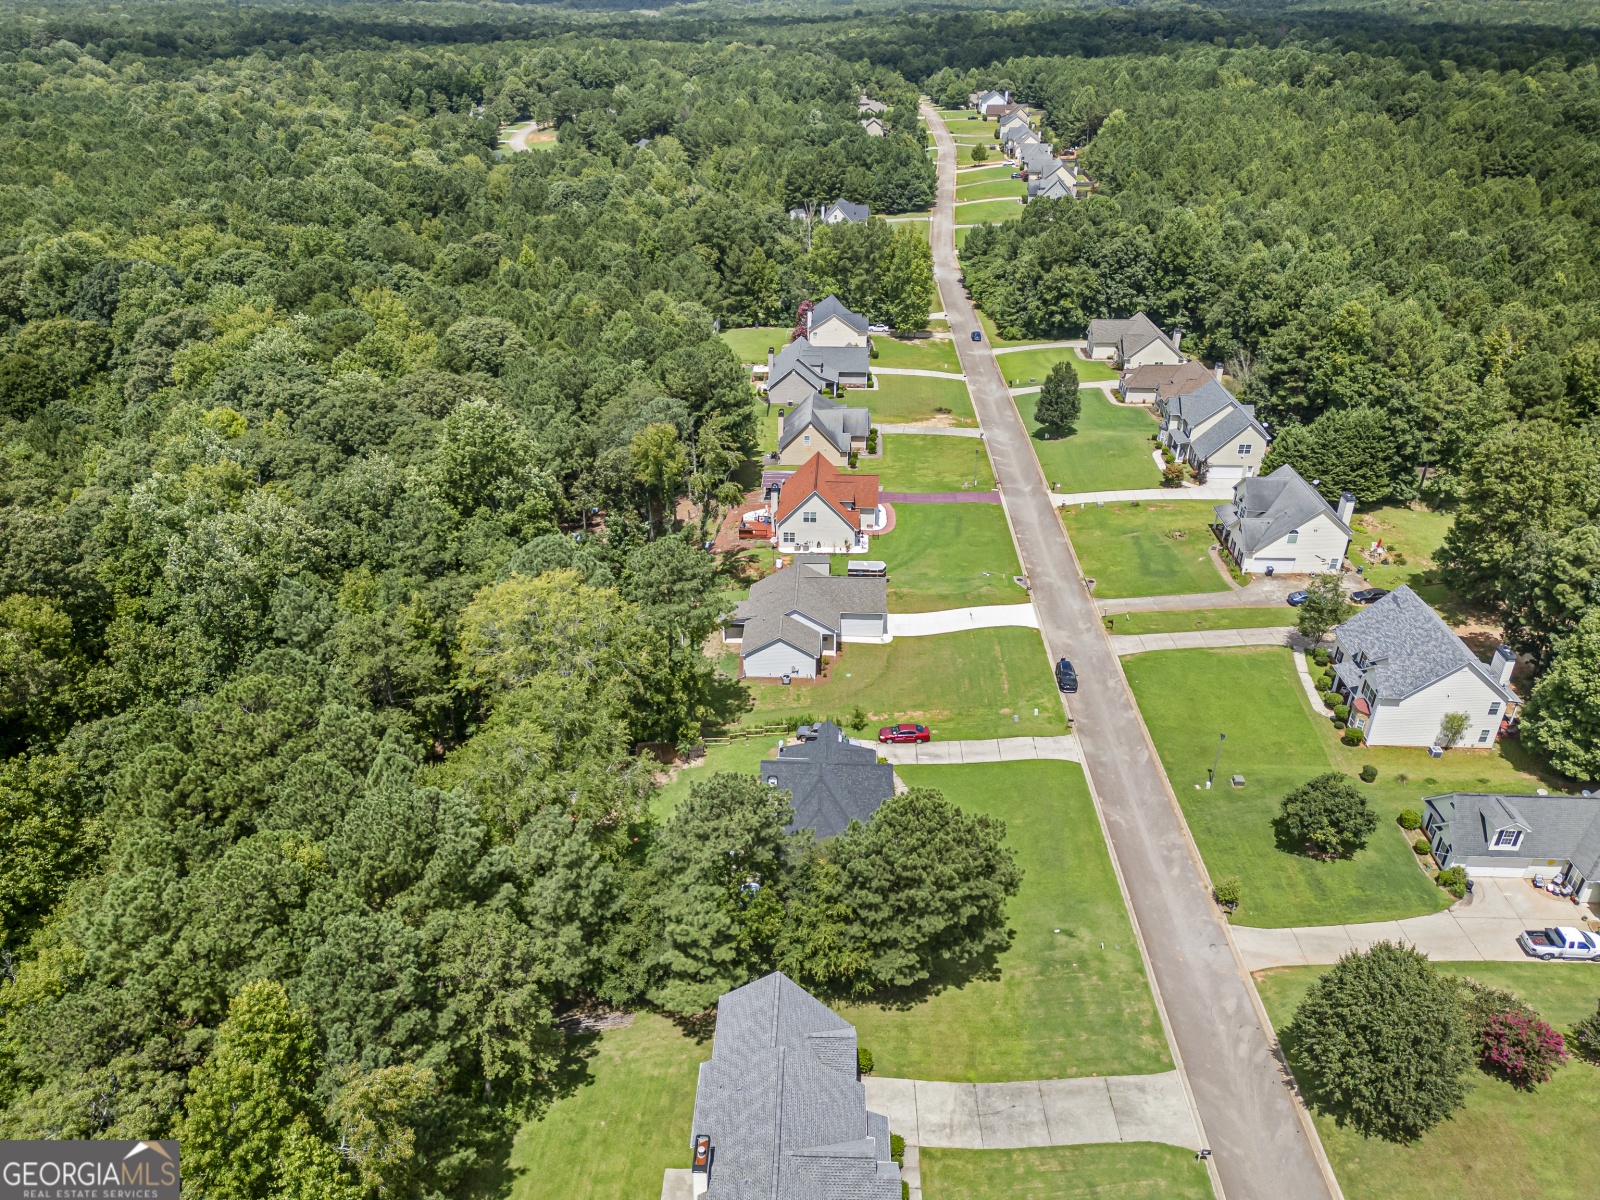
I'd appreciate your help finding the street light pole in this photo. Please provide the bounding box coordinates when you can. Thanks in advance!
[1207,732,1226,789]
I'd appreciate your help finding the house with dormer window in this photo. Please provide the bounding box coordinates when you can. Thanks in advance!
[1424,792,1600,903]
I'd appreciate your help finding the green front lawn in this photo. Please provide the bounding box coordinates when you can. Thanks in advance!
[869,373,976,425]
[1125,645,1549,927]
[1107,607,1296,635]
[871,336,963,373]
[719,325,787,365]
[846,434,993,493]
[1257,964,1600,1200]
[955,163,1019,184]
[844,761,1171,1081]
[1016,388,1160,492]
[923,1144,1214,1200]
[867,500,1022,611]
[956,178,1026,202]
[510,1014,699,1200]
[736,627,1066,741]
[996,345,1119,383]
[1062,501,1230,599]
[954,197,1025,224]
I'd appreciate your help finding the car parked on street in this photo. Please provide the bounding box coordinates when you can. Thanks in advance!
[1350,587,1390,604]
[1519,926,1600,961]
[1055,658,1078,693]
[1286,590,1309,606]
[970,329,982,341]
[878,723,930,744]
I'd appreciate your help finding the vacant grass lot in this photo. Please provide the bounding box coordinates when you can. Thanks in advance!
[956,178,1026,202]
[996,345,1119,383]
[867,500,1022,610]
[719,325,787,365]
[510,1014,699,1200]
[955,163,1019,184]
[870,373,976,425]
[846,434,994,493]
[922,1144,1214,1200]
[1016,388,1160,492]
[871,336,963,372]
[1107,607,1294,635]
[844,761,1171,1081]
[954,197,1025,224]
[738,627,1066,741]
[1125,645,1552,926]
[1062,501,1228,599]
[1348,504,1474,615]
[1257,964,1600,1200]
[652,737,779,818]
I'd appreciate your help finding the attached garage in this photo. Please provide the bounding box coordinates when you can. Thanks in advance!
[743,638,820,680]
[1204,465,1245,484]
[840,612,887,639]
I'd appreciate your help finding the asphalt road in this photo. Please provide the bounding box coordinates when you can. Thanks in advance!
[920,103,1339,1200]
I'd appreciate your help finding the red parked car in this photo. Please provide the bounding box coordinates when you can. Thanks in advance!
[878,723,931,744]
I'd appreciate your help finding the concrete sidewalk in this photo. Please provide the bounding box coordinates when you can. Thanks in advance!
[1235,877,1600,970]
[876,423,982,438]
[1111,627,1296,655]
[874,734,1081,765]
[1097,579,1301,614]
[887,603,1036,636]
[1053,483,1236,507]
[865,1073,1201,1151]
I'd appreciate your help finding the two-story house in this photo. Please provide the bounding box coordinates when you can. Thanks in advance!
[806,295,870,347]
[1157,378,1269,483]
[771,452,882,554]
[1085,312,1185,367]
[1213,465,1354,575]
[776,392,871,466]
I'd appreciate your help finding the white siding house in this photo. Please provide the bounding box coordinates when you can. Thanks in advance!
[742,633,822,680]
[776,497,857,553]
[806,296,870,348]
[1362,667,1511,748]
[1213,466,1353,575]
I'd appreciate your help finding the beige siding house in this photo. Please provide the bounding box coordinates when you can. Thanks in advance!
[1213,466,1354,575]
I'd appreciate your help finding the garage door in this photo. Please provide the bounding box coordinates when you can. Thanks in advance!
[840,613,887,639]
[1206,465,1245,484]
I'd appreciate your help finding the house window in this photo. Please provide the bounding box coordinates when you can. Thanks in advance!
[1477,729,1492,744]
[802,434,811,445]
[781,531,795,545]
[767,777,779,786]
[1237,443,1252,455]
[1361,682,1377,704]
[803,510,817,524]
[1494,828,1522,848]
[1489,702,1501,716]
[1287,530,1299,544]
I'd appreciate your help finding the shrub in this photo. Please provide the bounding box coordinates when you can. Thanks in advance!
[1437,866,1467,897]
[1287,942,1470,1141]
[1360,764,1378,783]
[1161,462,1185,487]
[1279,772,1378,858]
[857,1046,875,1075]
[848,451,859,469]
[1570,1000,1600,1063]
[1313,647,1331,667]
[1321,691,1341,708]
[866,427,878,453]
[1397,809,1422,830]
[1414,837,1431,855]
[848,705,869,732]
[889,1134,905,1165]
[1342,727,1365,746]
[1333,720,1347,731]
[1213,875,1243,910]
[1479,1011,1568,1089]
[1334,704,1351,723]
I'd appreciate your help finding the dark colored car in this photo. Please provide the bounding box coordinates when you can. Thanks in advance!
[1351,587,1390,604]
[1010,171,1020,179]
[878,723,931,744]
[970,329,983,341]
[1055,658,1078,693]
[1286,590,1309,606]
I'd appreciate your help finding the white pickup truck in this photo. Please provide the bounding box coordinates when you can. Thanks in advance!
[1519,926,1600,961]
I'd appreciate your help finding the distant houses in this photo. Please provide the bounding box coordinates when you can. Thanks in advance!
[971,88,1011,115]
[1085,313,1185,367]
[790,198,871,224]
[760,720,895,837]
[860,116,886,137]
[1213,465,1354,576]
[858,93,888,115]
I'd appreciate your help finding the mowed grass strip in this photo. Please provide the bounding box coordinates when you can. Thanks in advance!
[737,626,1066,741]
[871,335,963,372]
[867,500,1023,610]
[844,761,1171,1081]
[1016,388,1160,493]
[955,163,1020,184]
[846,434,994,493]
[922,1144,1214,1200]
[953,197,1025,224]
[719,325,787,365]
[1062,500,1228,599]
[510,1014,700,1200]
[1107,607,1295,635]
[869,373,976,424]
[1256,964,1600,1200]
[955,178,1026,202]
[997,345,1119,383]
[1125,646,1452,927]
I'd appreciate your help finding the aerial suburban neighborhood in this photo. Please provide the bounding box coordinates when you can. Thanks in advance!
[4,5,1599,1200]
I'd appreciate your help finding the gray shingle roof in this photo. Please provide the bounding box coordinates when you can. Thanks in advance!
[1212,465,1353,556]
[1018,144,1060,175]
[779,393,872,455]
[1428,792,1600,876]
[810,295,870,334]
[1189,404,1267,463]
[735,566,888,632]
[693,972,900,1200]
[1334,585,1515,703]
[1086,312,1179,360]
[1028,175,1073,200]
[771,337,871,387]
[1168,379,1238,427]
[762,721,895,838]
[824,198,870,224]
[741,613,826,658]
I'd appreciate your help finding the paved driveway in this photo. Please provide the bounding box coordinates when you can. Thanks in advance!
[1053,483,1236,506]
[1111,627,1297,655]
[874,734,1081,765]
[923,103,1336,1200]
[887,603,1036,636]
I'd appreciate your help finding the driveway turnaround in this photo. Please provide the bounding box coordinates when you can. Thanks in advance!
[887,603,1037,636]
[874,734,1081,765]
[875,423,983,438]
[923,102,1337,1200]
[1111,627,1296,655]
[1235,877,1596,970]
[865,1072,1201,1151]
[1052,483,1237,507]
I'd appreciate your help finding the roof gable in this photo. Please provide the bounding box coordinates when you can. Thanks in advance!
[809,295,869,333]
[1214,465,1353,556]
[1334,585,1515,702]
[1430,791,1600,873]
[774,453,879,529]
[763,722,895,838]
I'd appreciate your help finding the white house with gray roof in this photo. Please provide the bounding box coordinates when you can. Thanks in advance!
[806,295,870,348]
[776,393,871,466]
[725,556,888,679]
[761,721,895,838]
[1085,313,1185,367]
[686,972,901,1200]
[1158,379,1268,483]
[766,337,871,408]
[1213,465,1354,575]
[1424,792,1600,902]
[1333,585,1518,748]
